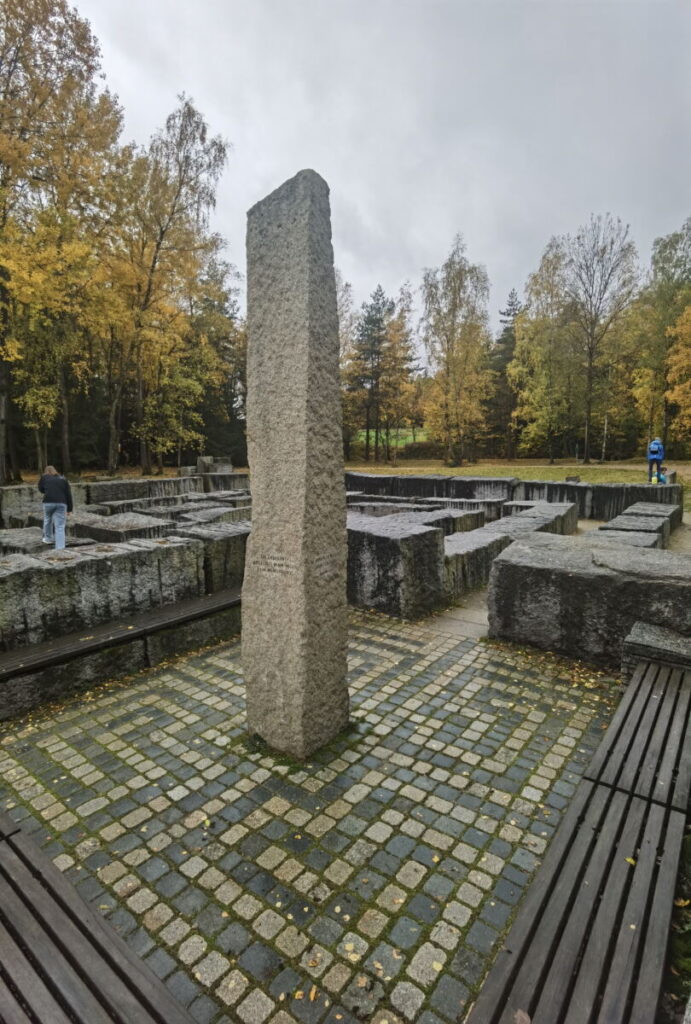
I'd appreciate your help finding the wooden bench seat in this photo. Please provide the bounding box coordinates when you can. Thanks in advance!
[584,660,691,811]
[465,660,691,1024]
[0,812,193,1023]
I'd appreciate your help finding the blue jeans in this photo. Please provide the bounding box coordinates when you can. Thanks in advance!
[43,503,67,549]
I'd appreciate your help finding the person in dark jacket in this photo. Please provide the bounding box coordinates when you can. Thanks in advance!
[38,465,73,550]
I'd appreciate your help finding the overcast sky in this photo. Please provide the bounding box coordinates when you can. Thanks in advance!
[76,0,691,330]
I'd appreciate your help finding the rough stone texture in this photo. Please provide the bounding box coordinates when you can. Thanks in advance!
[347,514,445,618]
[589,483,682,521]
[376,509,484,537]
[0,537,204,650]
[621,621,691,683]
[175,523,250,593]
[621,501,683,531]
[447,477,519,501]
[419,497,506,522]
[242,169,348,759]
[513,480,592,518]
[179,506,252,526]
[579,530,662,549]
[348,502,431,517]
[98,493,208,516]
[488,533,691,666]
[85,476,204,505]
[202,472,249,493]
[598,514,671,548]
[444,530,512,598]
[0,528,95,554]
[64,511,177,542]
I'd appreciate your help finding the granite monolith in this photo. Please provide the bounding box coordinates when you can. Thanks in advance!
[242,170,349,758]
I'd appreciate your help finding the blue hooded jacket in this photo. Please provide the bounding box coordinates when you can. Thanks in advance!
[648,439,664,462]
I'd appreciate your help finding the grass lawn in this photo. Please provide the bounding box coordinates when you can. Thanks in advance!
[345,458,691,513]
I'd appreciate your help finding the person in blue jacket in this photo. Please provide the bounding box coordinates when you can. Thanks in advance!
[647,437,665,482]
[38,465,73,549]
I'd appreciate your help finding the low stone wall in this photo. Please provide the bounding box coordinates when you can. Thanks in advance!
[203,472,250,493]
[621,501,684,531]
[0,601,241,721]
[0,537,205,650]
[343,473,683,519]
[86,475,204,504]
[488,534,691,667]
[445,530,512,598]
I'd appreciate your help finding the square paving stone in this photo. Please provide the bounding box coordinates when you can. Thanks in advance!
[238,942,285,983]
[430,974,470,1019]
[217,922,251,955]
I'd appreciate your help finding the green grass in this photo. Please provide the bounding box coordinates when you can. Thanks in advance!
[344,458,691,513]
[354,429,428,448]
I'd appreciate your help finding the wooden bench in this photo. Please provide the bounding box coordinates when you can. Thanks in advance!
[0,812,193,1023]
[465,660,691,1024]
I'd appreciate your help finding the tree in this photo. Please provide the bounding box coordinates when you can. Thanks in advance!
[379,284,418,461]
[348,285,395,461]
[0,0,106,480]
[561,214,638,462]
[485,288,521,457]
[509,240,581,461]
[421,235,491,464]
[667,304,691,437]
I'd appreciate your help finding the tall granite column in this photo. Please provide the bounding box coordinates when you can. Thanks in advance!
[242,169,349,759]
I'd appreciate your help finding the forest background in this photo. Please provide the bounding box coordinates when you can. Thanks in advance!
[1,0,690,485]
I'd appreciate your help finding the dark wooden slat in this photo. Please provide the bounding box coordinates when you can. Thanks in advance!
[585,662,656,783]
[0,916,73,1024]
[530,793,644,1024]
[628,809,686,1024]
[0,977,34,1024]
[615,664,672,795]
[586,802,667,1024]
[1,831,193,1024]
[464,782,600,1024]
[0,874,112,1023]
[598,663,667,790]
[635,667,684,805]
[0,585,241,681]
[667,669,691,811]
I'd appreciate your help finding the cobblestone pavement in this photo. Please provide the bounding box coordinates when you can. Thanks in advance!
[0,611,617,1024]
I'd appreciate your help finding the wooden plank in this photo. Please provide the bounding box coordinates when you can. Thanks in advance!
[667,669,691,812]
[590,801,667,1023]
[530,792,643,1023]
[615,664,671,794]
[0,980,34,1024]
[465,781,601,1024]
[558,796,654,1024]
[0,916,74,1024]
[635,667,685,806]
[628,808,686,1024]
[597,663,667,791]
[585,661,656,783]
[0,873,113,1023]
[1,831,193,1024]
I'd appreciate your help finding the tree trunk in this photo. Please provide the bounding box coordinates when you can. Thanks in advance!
[600,412,608,463]
[107,396,121,474]
[364,405,371,462]
[35,429,47,472]
[7,400,20,482]
[59,367,71,474]
[0,360,9,485]
[582,356,594,463]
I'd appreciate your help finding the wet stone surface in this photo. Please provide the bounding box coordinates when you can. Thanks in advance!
[0,610,615,1023]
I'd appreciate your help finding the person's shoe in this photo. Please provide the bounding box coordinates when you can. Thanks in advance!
[42,537,52,544]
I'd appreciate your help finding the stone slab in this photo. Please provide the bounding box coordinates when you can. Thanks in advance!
[85,476,204,504]
[174,523,250,593]
[580,530,662,549]
[621,621,691,682]
[444,529,513,598]
[621,501,683,531]
[599,514,671,547]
